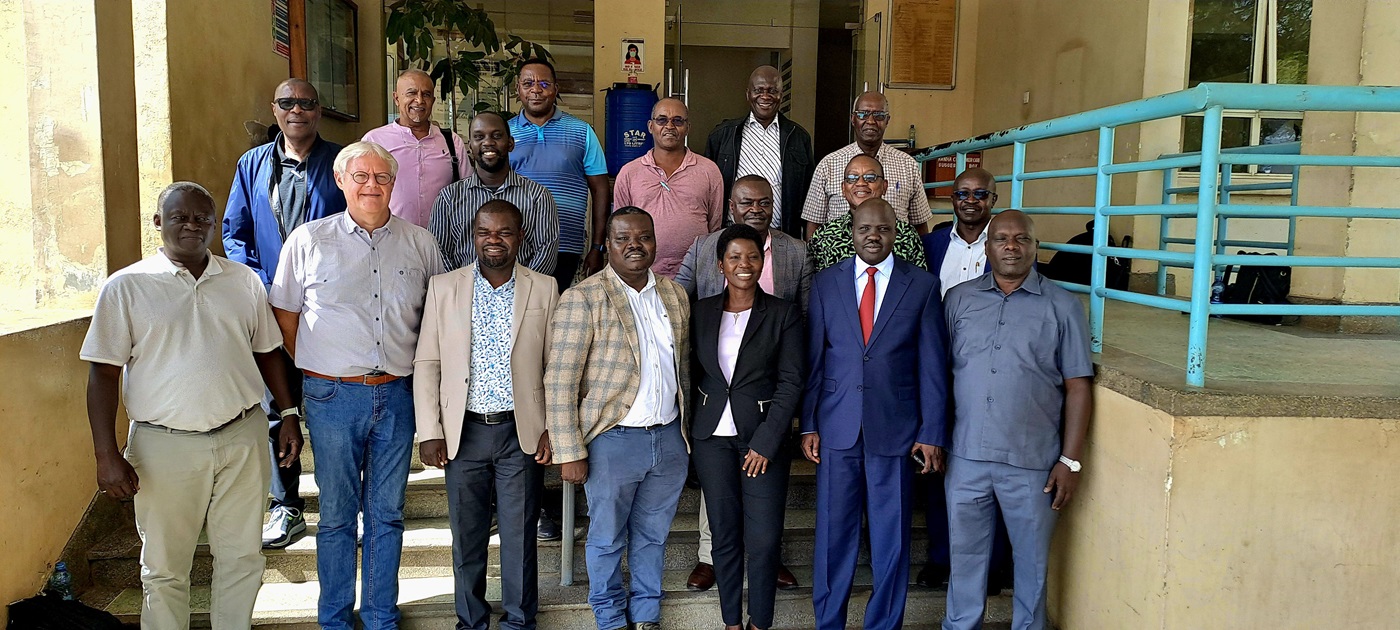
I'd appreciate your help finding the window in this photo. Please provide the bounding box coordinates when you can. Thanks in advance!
[1183,0,1311,173]
[295,0,360,121]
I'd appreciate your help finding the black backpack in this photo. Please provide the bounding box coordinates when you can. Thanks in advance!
[7,593,123,630]
[1220,250,1295,326]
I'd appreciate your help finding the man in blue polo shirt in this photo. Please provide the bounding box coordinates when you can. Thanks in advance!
[508,58,611,293]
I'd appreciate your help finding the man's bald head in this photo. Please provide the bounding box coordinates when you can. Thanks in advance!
[272,78,321,144]
[748,66,782,125]
[852,198,898,265]
[851,91,890,149]
[986,210,1038,281]
[954,167,997,194]
[953,167,998,230]
[651,96,689,119]
[649,97,690,152]
[275,78,318,100]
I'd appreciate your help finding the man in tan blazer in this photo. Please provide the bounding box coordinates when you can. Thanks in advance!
[546,207,690,630]
[414,200,558,630]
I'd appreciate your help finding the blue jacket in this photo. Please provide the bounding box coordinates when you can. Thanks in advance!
[800,257,950,454]
[223,135,346,286]
[922,224,993,278]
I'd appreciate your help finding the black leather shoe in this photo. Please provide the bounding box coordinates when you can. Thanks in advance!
[986,568,1008,596]
[686,562,715,591]
[537,509,561,541]
[916,563,950,588]
[776,564,799,590]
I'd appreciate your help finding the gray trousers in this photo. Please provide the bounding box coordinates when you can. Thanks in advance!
[444,419,542,630]
[943,455,1059,630]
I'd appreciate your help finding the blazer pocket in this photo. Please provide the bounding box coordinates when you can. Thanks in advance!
[756,399,773,413]
[823,378,837,393]
[525,307,547,317]
[534,387,545,403]
[897,387,917,401]
[699,389,710,406]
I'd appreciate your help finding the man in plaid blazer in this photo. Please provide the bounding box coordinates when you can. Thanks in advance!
[546,207,691,630]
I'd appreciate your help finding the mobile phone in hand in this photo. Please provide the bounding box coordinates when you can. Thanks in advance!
[911,450,927,469]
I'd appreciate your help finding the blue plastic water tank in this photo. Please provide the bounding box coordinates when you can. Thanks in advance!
[604,83,658,176]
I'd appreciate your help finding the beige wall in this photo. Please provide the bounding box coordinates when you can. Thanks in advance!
[593,0,666,135]
[0,319,115,626]
[863,0,979,151]
[137,0,387,256]
[1050,387,1400,629]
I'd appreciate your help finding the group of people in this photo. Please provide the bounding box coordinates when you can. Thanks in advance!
[82,57,1092,630]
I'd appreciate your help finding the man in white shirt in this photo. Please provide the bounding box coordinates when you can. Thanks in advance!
[270,142,445,630]
[923,168,997,297]
[545,208,691,630]
[82,182,301,630]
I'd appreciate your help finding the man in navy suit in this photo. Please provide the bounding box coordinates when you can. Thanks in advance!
[801,199,950,630]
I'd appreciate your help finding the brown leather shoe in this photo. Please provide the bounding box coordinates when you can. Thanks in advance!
[686,562,715,591]
[775,564,799,590]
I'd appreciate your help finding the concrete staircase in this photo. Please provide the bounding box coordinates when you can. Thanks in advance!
[79,433,1014,629]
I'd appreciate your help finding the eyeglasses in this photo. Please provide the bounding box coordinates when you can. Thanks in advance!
[952,189,995,201]
[735,199,774,209]
[652,116,688,128]
[350,171,394,185]
[843,173,885,184]
[274,97,319,111]
[519,79,554,91]
[852,110,890,121]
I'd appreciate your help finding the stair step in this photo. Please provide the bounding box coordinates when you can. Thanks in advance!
[88,509,932,587]
[87,566,1013,629]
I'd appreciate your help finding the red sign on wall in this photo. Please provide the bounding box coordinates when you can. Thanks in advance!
[927,152,982,198]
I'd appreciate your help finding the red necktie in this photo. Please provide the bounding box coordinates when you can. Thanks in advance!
[860,267,877,344]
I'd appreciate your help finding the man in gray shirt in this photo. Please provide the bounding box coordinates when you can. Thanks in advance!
[270,141,445,630]
[941,210,1094,630]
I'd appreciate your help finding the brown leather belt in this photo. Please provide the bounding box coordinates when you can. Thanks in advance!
[304,370,403,386]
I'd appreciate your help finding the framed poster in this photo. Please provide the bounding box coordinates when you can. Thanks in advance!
[303,0,360,121]
[622,38,644,74]
[273,0,291,59]
[886,0,957,90]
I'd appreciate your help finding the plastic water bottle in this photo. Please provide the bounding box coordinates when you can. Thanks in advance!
[1209,277,1225,318]
[47,561,75,600]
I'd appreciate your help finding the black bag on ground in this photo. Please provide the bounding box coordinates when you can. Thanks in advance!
[7,593,124,630]
[1220,250,1294,325]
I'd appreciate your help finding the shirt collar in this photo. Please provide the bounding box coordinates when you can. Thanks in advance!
[854,252,895,281]
[950,222,990,245]
[155,248,222,277]
[608,265,657,296]
[392,119,440,138]
[642,147,696,170]
[473,264,516,291]
[746,112,779,131]
[515,107,564,128]
[337,211,394,235]
[976,267,1044,295]
[465,168,519,191]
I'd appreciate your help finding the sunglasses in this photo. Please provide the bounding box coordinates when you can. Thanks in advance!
[852,110,890,121]
[843,173,885,184]
[952,189,994,201]
[652,116,689,128]
[349,171,394,185]
[274,97,319,111]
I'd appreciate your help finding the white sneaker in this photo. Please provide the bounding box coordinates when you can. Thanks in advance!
[262,505,306,549]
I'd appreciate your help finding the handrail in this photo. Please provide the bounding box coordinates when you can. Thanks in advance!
[913,83,1400,387]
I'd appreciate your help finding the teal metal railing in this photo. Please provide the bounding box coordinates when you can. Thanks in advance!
[913,83,1400,387]
[1156,141,1300,296]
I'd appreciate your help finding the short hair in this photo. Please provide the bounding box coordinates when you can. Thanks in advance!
[715,224,765,262]
[731,174,773,196]
[473,199,524,231]
[334,141,399,177]
[651,97,687,119]
[395,69,434,88]
[607,206,653,236]
[845,153,884,176]
[157,181,215,212]
[275,78,319,100]
[518,58,556,81]
[469,110,510,130]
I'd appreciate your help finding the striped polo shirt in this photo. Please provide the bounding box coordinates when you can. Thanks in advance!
[508,108,608,255]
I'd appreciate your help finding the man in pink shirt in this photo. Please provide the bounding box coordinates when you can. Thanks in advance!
[613,97,725,278]
[362,70,470,227]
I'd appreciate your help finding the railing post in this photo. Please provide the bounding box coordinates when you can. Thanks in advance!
[956,151,967,173]
[1287,167,1301,256]
[560,480,575,585]
[1011,141,1026,210]
[1157,167,1173,296]
[1187,106,1225,387]
[1090,127,1114,353]
[1217,165,1232,272]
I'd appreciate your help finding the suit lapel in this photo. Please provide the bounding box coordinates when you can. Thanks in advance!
[509,264,528,354]
[769,235,789,300]
[697,297,722,379]
[833,258,865,344]
[866,262,912,348]
[458,265,478,367]
[601,270,643,368]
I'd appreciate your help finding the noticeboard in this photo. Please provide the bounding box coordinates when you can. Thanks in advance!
[886,0,957,90]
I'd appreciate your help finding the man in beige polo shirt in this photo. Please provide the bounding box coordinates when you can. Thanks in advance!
[82,182,301,629]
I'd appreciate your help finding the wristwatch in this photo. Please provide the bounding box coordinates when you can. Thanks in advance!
[279,407,301,419]
[1058,455,1082,473]
[592,243,607,253]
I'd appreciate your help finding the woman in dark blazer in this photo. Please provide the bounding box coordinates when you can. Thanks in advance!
[690,224,805,630]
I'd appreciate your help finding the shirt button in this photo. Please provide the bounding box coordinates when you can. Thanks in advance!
[863,356,870,362]
[857,385,864,392]
[999,320,1005,325]
[373,269,378,273]
[987,396,994,403]
[995,344,1002,350]
[991,368,997,374]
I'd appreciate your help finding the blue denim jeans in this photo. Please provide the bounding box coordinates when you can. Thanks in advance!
[583,422,688,630]
[302,376,415,630]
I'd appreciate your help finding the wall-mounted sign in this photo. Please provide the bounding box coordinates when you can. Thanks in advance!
[273,0,291,59]
[887,0,957,89]
[622,38,644,74]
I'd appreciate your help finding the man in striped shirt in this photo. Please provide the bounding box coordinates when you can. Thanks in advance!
[508,58,611,291]
[430,112,560,273]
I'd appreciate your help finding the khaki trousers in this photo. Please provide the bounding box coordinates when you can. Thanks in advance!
[126,407,269,630]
